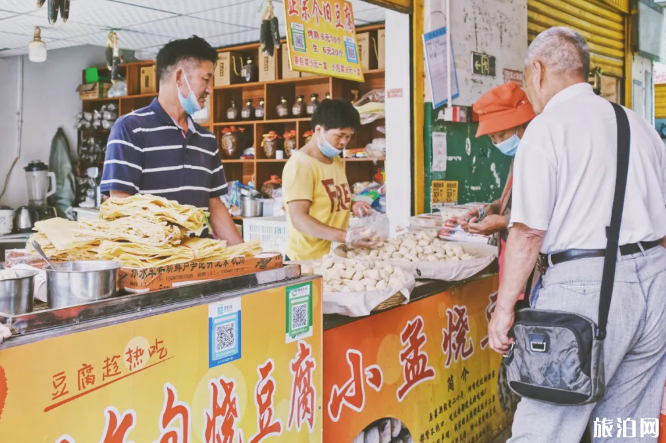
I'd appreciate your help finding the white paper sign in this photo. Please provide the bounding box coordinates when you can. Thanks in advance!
[423,27,459,109]
[432,132,447,172]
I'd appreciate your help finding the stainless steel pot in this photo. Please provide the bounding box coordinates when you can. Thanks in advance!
[46,261,121,309]
[0,270,37,315]
[241,196,263,217]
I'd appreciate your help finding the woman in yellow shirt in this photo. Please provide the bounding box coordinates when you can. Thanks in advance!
[282,99,377,261]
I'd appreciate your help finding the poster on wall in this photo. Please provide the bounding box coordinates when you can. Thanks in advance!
[283,0,364,81]
[0,284,323,442]
[423,26,460,109]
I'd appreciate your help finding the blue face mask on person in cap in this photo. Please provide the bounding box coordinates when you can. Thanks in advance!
[177,74,202,115]
[493,130,520,157]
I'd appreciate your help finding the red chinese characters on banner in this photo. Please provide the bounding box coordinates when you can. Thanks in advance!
[343,3,354,34]
[480,292,498,350]
[300,0,311,22]
[156,383,191,443]
[101,407,137,443]
[323,1,333,24]
[327,349,384,422]
[334,3,343,29]
[149,339,168,360]
[441,305,475,368]
[52,371,70,400]
[397,315,436,402]
[250,359,283,443]
[204,376,244,443]
[77,363,95,391]
[125,346,145,371]
[287,0,299,16]
[103,355,122,381]
[288,341,317,432]
[311,0,324,24]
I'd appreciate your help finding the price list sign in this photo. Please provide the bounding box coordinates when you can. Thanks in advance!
[284,0,364,81]
[431,180,459,205]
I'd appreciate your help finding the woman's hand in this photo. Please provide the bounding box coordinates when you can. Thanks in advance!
[352,201,373,217]
[467,214,507,236]
[453,208,480,231]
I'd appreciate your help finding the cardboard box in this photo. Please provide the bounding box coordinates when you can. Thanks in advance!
[140,65,156,94]
[377,29,385,70]
[356,31,378,72]
[76,82,111,100]
[4,249,51,269]
[119,253,283,292]
[215,51,244,86]
[258,49,276,82]
[281,45,301,79]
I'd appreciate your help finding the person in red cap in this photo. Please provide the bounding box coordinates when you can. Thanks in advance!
[454,82,536,291]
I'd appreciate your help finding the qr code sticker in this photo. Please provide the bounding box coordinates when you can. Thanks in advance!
[291,303,308,330]
[346,45,357,61]
[215,322,236,353]
[293,33,306,51]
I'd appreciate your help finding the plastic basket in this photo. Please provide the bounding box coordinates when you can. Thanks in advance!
[242,216,288,254]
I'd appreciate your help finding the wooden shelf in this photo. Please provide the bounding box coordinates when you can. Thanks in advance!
[256,159,288,163]
[221,159,254,163]
[121,93,157,100]
[214,120,263,126]
[264,118,311,124]
[83,97,119,103]
[214,82,266,90]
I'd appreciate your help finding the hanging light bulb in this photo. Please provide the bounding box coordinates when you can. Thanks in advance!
[28,27,47,63]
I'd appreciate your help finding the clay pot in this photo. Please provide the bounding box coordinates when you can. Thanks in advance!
[221,132,244,159]
[284,138,297,158]
[263,138,283,159]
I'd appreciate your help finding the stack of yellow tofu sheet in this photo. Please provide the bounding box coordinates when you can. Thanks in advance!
[29,219,99,261]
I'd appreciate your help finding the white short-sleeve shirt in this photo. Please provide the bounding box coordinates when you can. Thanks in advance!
[510,83,666,254]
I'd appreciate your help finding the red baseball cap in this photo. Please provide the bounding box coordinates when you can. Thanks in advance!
[473,83,536,138]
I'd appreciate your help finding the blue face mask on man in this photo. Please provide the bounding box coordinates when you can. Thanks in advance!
[177,74,202,115]
[493,130,520,157]
[317,129,343,157]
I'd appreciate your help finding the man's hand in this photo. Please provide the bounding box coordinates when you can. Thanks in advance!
[467,214,507,236]
[453,208,480,231]
[351,201,373,217]
[488,305,514,354]
[0,322,11,345]
[209,197,244,245]
[345,227,379,248]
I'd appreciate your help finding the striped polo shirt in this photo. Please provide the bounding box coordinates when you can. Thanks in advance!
[101,98,227,211]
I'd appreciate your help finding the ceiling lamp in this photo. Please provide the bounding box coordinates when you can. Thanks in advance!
[28,27,47,63]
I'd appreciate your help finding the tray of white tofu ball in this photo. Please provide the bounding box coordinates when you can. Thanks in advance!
[300,254,416,317]
[334,229,498,281]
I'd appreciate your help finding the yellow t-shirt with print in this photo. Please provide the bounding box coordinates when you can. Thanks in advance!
[282,150,351,261]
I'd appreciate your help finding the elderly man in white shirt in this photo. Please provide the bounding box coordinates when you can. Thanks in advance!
[487,27,666,442]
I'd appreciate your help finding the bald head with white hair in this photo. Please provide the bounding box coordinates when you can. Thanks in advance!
[523,27,591,114]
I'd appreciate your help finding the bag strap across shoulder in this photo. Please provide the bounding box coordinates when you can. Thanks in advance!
[597,102,631,340]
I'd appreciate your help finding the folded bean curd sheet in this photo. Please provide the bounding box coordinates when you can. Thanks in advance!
[97,240,195,268]
[29,218,99,261]
[100,194,206,235]
[76,216,184,247]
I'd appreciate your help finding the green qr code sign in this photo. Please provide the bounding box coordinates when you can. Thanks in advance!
[286,282,313,343]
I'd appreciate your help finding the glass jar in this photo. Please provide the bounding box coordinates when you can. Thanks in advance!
[292,95,305,117]
[226,101,238,121]
[255,98,265,119]
[241,58,258,83]
[284,137,297,158]
[306,94,319,115]
[221,131,244,159]
[276,98,290,118]
[262,133,283,159]
[241,99,254,120]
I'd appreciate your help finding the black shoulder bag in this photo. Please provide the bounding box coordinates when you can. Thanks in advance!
[504,102,630,405]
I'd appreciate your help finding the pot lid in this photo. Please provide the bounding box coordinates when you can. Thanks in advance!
[24,160,48,172]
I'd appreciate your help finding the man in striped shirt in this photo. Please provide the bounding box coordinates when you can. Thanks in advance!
[101,36,242,243]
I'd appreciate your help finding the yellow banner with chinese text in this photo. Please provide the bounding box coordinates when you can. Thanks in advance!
[323,276,513,443]
[0,280,322,443]
[283,0,364,81]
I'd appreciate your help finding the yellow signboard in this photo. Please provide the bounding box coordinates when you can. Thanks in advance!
[283,0,364,81]
[0,281,323,442]
[431,180,459,205]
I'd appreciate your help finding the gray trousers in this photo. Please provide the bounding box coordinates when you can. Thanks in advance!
[508,245,666,443]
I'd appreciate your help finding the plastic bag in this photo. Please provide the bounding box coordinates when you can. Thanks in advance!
[349,212,389,239]
[108,81,127,98]
[354,89,385,125]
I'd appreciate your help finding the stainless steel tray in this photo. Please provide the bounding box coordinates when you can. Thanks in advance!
[0,265,301,336]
